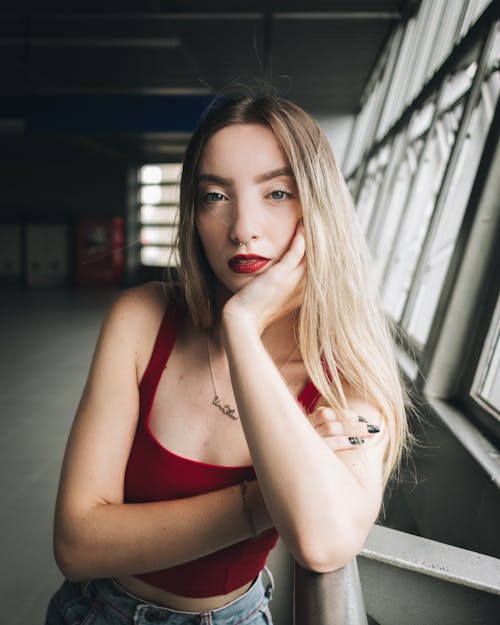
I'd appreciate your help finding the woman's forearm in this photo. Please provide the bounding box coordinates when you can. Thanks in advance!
[54,479,273,581]
[222,314,367,571]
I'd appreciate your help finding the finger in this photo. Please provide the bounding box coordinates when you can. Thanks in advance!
[308,406,339,427]
[310,407,381,437]
[320,435,367,453]
[279,222,306,270]
[314,421,345,437]
[315,421,379,439]
[310,406,362,428]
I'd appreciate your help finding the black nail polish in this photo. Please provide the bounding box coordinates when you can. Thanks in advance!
[367,424,380,433]
[357,415,368,423]
[349,436,365,445]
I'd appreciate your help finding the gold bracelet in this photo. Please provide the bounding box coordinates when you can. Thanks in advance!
[240,480,259,538]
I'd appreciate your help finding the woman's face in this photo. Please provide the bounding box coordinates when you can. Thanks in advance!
[195,123,303,294]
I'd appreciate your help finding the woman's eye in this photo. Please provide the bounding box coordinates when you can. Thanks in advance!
[268,190,290,200]
[202,192,225,203]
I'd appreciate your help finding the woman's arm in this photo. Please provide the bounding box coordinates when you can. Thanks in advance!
[222,227,389,573]
[53,284,273,582]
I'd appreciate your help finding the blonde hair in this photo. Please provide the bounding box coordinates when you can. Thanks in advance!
[177,95,412,489]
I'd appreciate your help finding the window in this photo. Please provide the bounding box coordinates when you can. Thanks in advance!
[379,42,484,328]
[371,136,423,288]
[472,295,500,418]
[367,99,435,288]
[405,52,500,345]
[138,164,182,267]
[380,98,463,322]
[348,8,498,373]
[344,0,500,537]
[356,143,391,234]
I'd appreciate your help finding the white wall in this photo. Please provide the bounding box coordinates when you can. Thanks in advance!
[315,114,355,174]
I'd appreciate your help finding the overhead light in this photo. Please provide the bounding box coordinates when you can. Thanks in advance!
[1,36,181,49]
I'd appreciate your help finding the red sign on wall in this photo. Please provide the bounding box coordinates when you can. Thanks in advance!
[77,217,124,286]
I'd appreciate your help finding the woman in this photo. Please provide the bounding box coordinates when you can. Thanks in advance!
[46,94,410,624]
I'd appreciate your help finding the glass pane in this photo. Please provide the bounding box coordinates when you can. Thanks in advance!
[378,17,418,137]
[141,245,179,267]
[157,164,182,182]
[357,170,383,235]
[472,295,500,418]
[140,205,178,225]
[372,164,408,286]
[407,68,500,345]
[428,0,466,80]
[140,166,162,184]
[140,185,162,205]
[439,62,477,111]
[140,185,180,205]
[370,139,424,282]
[139,163,182,183]
[382,104,463,321]
[138,162,182,267]
[408,0,443,103]
[408,99,435,141]
[356,144,391,235]
[140,226,178,246]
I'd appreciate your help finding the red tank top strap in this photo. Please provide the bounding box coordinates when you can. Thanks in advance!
[138,304,183,419]
[298,378,321,413]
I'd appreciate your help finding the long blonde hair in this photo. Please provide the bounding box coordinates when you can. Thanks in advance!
[177,95,412,489]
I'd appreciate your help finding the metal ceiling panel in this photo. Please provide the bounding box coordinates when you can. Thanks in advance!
[0,1,408,159]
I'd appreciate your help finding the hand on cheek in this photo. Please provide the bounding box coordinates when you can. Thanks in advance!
[222,220,307,334]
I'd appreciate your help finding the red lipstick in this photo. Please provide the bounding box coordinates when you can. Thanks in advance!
[228,254,270,274]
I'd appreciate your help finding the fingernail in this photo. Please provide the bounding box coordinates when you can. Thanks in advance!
[349,436,365,445]
[367,424,380,433]
[357,415,368,423]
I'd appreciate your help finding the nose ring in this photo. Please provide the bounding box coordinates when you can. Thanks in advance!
[238,240,251,247]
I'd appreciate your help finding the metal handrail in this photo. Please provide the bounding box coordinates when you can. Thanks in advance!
[293,559,369,625]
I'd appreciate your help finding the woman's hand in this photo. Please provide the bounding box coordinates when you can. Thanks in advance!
[222,221,306,335]
[308,406,381,451]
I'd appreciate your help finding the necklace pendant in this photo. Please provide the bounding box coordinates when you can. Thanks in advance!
[212,395,238,420]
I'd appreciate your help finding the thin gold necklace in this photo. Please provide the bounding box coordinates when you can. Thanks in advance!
[207,336,297,420]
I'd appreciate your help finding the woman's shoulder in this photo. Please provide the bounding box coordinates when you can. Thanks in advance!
[109,280,183,321]
[102,281,185,381]
[101,281,184,349]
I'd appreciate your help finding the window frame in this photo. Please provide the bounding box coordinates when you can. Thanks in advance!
[137,162,182,268]
[346,11,500,460]
[427,104,500,451]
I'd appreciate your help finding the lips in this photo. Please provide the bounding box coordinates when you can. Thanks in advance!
[228,254,271,274]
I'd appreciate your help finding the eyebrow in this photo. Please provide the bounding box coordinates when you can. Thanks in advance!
[196,167,294,187]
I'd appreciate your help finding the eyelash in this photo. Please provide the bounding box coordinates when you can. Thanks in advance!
[199,189,293,204]
[268,189,292,201]
[201,192,226,203]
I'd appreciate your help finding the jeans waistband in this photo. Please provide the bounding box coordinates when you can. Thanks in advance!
[86,566,274,625]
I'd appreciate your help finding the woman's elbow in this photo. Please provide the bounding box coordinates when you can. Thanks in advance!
[296,549,360,574]
[295,527,369,574]
[54,536,84,581]
[53,524,92,582]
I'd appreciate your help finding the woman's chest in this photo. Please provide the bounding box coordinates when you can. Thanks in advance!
[148,361,253,468]
[143,328,311,469]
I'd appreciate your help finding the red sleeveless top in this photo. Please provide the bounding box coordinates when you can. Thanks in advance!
[124,304,321,597]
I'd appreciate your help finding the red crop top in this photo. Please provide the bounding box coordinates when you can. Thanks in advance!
[124,303,321,597]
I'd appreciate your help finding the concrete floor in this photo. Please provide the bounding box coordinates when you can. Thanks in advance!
[0,286,121,624]
[0,285,293,625]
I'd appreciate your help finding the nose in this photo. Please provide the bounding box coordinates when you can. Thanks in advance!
[228,194,260,246]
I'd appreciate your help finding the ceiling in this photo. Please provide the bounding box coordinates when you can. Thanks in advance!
[0,1,414,161]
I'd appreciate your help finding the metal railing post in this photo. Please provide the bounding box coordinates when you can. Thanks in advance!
[293,559,369,625]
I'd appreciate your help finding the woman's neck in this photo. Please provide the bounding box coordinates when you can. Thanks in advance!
[210,281,301,363]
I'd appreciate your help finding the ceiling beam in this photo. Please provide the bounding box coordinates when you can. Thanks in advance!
[2,11,401,21]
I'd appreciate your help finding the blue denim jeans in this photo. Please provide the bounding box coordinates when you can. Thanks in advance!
[45,566,274,625]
